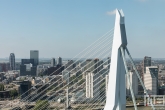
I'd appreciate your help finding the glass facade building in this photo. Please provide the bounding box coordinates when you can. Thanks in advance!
[9,53,15,70]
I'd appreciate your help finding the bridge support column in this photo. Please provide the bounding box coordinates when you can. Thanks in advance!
[104,9,127,110]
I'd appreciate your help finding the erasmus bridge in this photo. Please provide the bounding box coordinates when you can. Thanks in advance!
[1,9,156,110]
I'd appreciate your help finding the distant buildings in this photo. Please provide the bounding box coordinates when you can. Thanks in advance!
[9,53,15,70]
[0,72,5,82]
[0,63,10,72]
[30,50,39,66]
[21,59,34,66]
[51,58,56,67]
[20,65,37,76]
[142,56,151,74]
[84,59,103,74]
[19,80,31,100]
[20,59,36,76]
[43,65,64,76]
[65,60,76,70]
[144,66,158,95]
[85,59,102,99]
[57,57,62,66]
[20,50,39,76]
[126,71,138,96]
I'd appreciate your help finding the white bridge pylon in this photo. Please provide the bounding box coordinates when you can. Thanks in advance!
[105,9,130,110]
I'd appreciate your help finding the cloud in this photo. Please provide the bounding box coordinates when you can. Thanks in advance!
[106,9,116,16]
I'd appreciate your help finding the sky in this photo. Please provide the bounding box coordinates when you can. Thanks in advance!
[0,0,165,59]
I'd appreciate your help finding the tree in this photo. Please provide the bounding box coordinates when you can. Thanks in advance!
[9,89,18,98]
[0,84,4,91]
[33,100,49,110]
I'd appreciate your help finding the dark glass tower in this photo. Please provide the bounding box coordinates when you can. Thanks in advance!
[9,53,15,70]
[30,50,39,66]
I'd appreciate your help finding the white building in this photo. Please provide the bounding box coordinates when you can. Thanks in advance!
[144,66,158,95]
[86,72,100,99]
[126,71,138,96]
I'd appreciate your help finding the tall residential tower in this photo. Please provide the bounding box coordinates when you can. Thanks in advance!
[57,57,62,66]
[9,53,15,70]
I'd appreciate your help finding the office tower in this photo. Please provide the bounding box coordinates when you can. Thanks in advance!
[19,80,31,100]
[9,53,15,70]
[0,63,9,72]
[57,57,62,66]
[51,58,56,67]
[21,59,34,66]
[20,65,36,76]
[142,56,151,74]
[20,59,36,76]
[126,71,138,96]
[85,59,102,73]
[65,60,76,70]
[30,50,39,66]
[144,66,158,95]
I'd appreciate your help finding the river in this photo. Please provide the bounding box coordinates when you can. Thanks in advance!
[126,106,165,110]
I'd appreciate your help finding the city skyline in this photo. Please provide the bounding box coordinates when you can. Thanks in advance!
[0,3,165,109]
[0,0,165,58]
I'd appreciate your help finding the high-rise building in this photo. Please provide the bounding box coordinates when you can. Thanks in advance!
[84,59,103,73]
[85,58,102,99]
[65,60,76,70]
[20,65,37,76]
[21,59,34,66]
[51,58,56,67]
[30,50,39,66]
[57,57,62,66]
[126,71,138,96]
[19,80,31,100]
[9,53,15,70]
[20,59,36,76]
[86,72,100,99]
[142,56,151,74]
[144,66,158,95]
[0,63,10,72]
